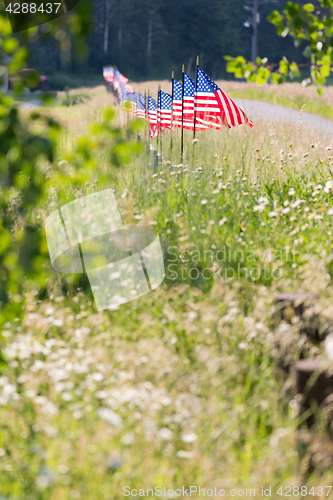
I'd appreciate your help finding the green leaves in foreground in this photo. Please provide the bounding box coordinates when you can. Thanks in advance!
[225,0,333,93]
[224,55,300,86]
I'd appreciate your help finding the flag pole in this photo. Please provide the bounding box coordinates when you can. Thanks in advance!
[193,55,199,141]
[192,56,199,167]
[159,85,163,162]
[145,90,150,169]
[171,70,174,163]
[157,85,160,152]
[181,64,185,164]
[158,84,161,157]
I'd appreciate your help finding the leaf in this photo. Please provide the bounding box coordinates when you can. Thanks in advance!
[226,61,236,73]
[104,107,115,121]
[271,73,284,84]
[279,60,289,75]
[320,64,331,77]
[303,3,315,12]
[303,45,312,57]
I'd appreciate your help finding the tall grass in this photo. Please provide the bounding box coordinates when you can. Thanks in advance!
[2,86,333,499]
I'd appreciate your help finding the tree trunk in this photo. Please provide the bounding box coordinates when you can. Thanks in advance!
[147,18,152,61]
[103,0,111,55]
[118,27,123,52]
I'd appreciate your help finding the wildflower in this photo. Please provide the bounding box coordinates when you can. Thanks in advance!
[201,199,208,205]
[177,451,193,458]
[258,197,269,205]
[324,181,333,193]
[181,433,197,443]
[268,211,278,217]
[188,311,197,321]
[58,465,69,474]
[70,491,80,499]
[36,476,51,489]
[97,408,122,427]
[290,199,304,208]
[253,204,265,212]
[282,207,290,214]
[120,433,135,445]
[219,217,227,226]
[158,428,173,440]
[288,188,295,196]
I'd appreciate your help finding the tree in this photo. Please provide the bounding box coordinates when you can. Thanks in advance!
[225,0,333,94]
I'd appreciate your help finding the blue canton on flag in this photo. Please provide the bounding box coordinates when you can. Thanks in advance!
[172,79,182,101]
[158,91,172,130]
[136,93,146,120]
[183,74,195,97]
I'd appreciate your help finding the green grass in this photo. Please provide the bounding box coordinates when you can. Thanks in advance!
[227,87,333,120]
[2,101,333,499]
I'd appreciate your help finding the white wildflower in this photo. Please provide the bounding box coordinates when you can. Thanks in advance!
[219,217,227,226]
[324,181,333,193]
[58,465,69,474]
[97,408,122,427]
[158,428,174,440]
[253,204,266,212]
[291,199,304,208]
[181,432,197,443]
[176,450,193,458]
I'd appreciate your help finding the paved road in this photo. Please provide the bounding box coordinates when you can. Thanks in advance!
[233,98,333,135]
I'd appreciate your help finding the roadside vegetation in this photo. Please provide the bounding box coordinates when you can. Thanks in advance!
[2,85,333,498]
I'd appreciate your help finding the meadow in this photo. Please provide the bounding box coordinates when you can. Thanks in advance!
[3,83,333,499]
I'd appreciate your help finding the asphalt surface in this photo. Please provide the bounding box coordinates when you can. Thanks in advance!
[233,98,333,135]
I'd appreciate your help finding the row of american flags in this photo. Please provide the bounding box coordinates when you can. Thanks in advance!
[103,66,134,101]
[103,64,254,139]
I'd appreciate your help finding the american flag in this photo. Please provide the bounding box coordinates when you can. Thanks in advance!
[103,66,114,83]
[125,92,137,114]
[195,68,254,129]
[114,68,128,85]
[136,94,146,120]
[183,74,196,125]
[118,82,127,100]
[158,90,172,130]
[148,96,158,138]
[194,68,222,129]
[172,77,206,131]
[172,79,183,129]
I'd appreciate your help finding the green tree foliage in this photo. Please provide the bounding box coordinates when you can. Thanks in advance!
[225,0,333,93]
[26,0,305,82]
[0,4,142,327]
